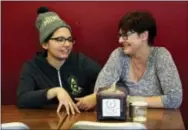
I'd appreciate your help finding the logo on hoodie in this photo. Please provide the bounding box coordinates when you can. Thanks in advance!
[69,76,82,96]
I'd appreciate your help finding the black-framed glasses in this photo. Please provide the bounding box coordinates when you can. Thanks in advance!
[118,31,135,40]
[50,36,75,45]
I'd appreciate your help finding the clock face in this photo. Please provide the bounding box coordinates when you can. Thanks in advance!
[102,99,121,117]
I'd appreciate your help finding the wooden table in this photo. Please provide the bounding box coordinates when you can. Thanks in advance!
[2,105,185,129]
[1,105,66,129]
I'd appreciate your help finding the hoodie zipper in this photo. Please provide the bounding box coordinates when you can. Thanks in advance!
[57,70,63,88]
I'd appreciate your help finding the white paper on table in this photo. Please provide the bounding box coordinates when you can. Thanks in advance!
[102,99,120,117]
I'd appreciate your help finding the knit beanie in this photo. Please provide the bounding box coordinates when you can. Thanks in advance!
[36,7,71,44]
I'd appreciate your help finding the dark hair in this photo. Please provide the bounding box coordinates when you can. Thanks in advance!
[44,31,54,43]
[43,32,53,56]
[118,11,157,46]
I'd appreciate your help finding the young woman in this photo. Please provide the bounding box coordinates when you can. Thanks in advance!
[17,7,101,115]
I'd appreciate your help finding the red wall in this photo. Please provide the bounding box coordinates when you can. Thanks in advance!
[2,1,188,127]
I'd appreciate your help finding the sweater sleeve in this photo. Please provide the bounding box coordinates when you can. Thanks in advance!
[156,47,183,109]
[94,48,123,92]
[17,62,51,108]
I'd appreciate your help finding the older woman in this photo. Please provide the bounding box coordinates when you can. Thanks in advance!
[80,11,182,110]
[17,7,101,115]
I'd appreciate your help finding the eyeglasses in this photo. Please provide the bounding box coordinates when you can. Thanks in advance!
[118,32,135,40]
[50,36,75,45]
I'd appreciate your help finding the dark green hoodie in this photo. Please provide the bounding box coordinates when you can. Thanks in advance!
[17,52,101,108]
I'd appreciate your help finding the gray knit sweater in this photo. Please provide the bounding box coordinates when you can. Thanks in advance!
[94,47,182,109]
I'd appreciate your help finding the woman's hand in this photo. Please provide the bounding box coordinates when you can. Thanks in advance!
[75,93,97,111]
[47,87,80,115]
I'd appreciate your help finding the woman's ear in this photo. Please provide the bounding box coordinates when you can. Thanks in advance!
[140,31,149,41]
[41,43,48,50]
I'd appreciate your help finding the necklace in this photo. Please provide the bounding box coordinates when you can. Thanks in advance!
[129,47,152,81]
[130,59,146,81]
